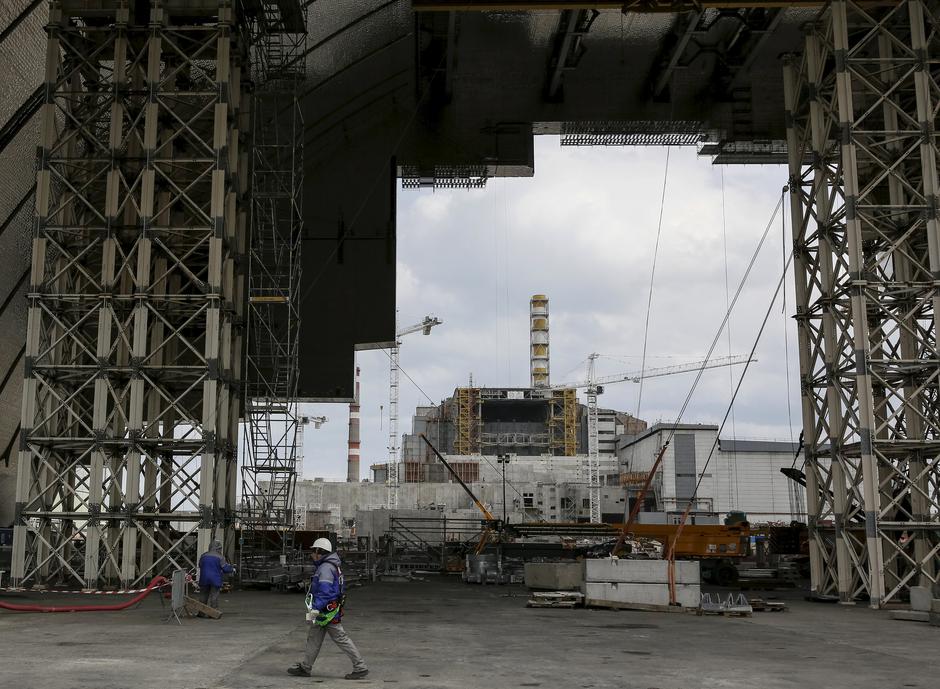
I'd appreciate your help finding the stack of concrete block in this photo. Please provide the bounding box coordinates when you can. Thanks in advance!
[524,562,583,591]
[582,558,700,611]
[893,585,940,625]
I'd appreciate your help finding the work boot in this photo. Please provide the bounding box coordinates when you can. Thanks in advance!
[286,664,311,677]
[344,669,369,680]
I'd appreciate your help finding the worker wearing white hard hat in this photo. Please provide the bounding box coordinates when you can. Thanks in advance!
[311,537,333,552]
[287,538,369,680]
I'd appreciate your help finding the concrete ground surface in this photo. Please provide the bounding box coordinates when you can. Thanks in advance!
[1,577,938,689]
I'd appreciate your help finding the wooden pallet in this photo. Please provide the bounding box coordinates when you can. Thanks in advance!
[527,591,583,609]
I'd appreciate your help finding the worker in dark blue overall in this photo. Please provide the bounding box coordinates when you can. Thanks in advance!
[197,539,234,616]
[287,538,368,680]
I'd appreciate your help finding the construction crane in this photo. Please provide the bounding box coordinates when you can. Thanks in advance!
[387,315,443,510]
[553,353,752,524]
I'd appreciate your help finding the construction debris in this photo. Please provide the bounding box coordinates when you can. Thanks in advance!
[698,593,753,617]
[526,591,584,609]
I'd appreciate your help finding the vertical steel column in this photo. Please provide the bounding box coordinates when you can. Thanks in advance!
[907,0,940,590]
[807,25,857,602]
[10,0,62,584]
[831,1,885,605]
[783,55,828,593]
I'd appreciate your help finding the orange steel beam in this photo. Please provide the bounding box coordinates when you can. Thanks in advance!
[412,1,890,10]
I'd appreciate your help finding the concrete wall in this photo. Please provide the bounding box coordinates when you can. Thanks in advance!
[295,454,624,528]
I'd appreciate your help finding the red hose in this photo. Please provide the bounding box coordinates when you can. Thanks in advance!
[0,576,168,613]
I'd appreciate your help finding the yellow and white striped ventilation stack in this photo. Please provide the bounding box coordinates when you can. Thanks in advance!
[530,294,550,388]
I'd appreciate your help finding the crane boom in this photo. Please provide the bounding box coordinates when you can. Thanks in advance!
[398,316,443,339]
[420,433,498,554]
[553,354,753,389]
[419,433,495,521]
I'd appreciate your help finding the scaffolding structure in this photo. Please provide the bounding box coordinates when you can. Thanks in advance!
[548,388,578,456]
[240,1,307,567]
[784,0,940,607]
[454,387,481,455]
[11,0,249,588]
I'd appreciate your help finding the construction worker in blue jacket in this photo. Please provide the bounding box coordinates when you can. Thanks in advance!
[287,538,368,680]
[197,539,234,616]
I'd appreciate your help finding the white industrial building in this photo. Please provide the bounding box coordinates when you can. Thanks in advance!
[617,423,806,523]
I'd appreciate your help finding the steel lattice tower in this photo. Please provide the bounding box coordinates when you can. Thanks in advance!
[10,0,248,588]
[785,0,940,607]
[239,2,307,573]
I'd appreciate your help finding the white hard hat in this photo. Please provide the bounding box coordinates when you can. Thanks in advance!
[312,538,333,553]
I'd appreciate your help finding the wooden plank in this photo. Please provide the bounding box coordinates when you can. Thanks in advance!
[184,596,222,619]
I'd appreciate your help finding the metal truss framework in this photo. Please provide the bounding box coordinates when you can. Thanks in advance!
[11,1,248,588]
[387,343,400,509]
[239,2,307,567]
[785,0,940,607]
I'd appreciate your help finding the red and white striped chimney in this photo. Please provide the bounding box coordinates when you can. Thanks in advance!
[347,366,361,482]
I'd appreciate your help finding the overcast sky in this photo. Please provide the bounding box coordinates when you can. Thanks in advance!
[297,138,799,481]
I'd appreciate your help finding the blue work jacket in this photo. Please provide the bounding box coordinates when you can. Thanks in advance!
[198,550,234,588]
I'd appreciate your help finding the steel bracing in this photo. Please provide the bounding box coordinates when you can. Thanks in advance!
[11,1,249,588]
[240,2,307,566]
[784,0,940,607]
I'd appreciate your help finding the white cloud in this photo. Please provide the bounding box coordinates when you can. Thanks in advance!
[412,191,455,225]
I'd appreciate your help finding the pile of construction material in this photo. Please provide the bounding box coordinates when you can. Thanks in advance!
[747,597,787,612]
[583,558,700,612]
[526,591,584,608]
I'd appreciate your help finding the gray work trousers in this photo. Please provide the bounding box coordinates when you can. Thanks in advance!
[301,622,367,673]
[199,585,220,610]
